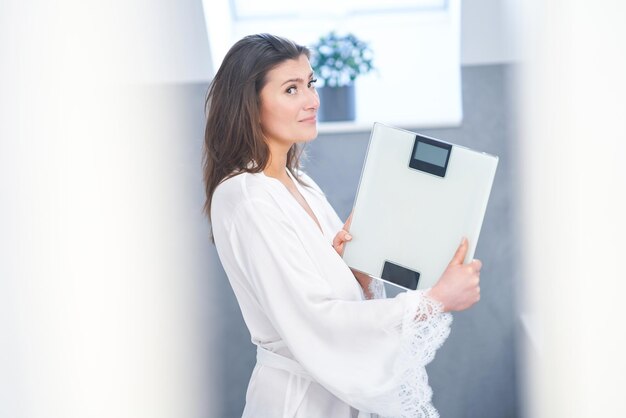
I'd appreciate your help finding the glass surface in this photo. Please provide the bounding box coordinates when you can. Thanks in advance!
[414,141,448,167]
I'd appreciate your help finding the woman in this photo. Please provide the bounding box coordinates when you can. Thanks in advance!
[204,33,481,418]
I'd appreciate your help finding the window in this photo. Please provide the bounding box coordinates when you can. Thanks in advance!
[203,0,462,129]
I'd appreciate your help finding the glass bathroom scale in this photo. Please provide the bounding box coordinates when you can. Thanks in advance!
[343,123,499,291]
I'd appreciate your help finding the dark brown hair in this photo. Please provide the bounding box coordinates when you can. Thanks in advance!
[203,33,310,225]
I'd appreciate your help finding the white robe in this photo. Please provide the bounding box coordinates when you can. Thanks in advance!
[211,168,452,418]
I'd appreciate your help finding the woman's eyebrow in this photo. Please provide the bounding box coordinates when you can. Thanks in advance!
[280,72,315,86]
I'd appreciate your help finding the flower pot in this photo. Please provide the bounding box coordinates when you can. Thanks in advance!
[317,85,356,122]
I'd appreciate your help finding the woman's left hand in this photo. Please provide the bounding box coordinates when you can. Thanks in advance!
[332,211,375,298]
[332,211,353,257]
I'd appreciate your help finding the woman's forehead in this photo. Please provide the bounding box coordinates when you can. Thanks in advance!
[265,55,313,84]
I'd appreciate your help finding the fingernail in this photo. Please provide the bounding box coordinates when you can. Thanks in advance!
[346,234,352,240]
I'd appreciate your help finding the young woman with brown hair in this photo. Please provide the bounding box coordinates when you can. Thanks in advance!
[204,33,481,418]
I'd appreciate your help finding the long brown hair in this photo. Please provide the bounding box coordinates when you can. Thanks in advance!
[203,34,310,225]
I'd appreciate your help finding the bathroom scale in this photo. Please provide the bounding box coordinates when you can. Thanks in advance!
[343,123,499,291]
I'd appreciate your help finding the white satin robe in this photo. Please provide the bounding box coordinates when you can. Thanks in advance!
[211,169,452,418]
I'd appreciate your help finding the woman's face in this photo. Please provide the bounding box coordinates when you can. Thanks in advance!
[259,54,320,148]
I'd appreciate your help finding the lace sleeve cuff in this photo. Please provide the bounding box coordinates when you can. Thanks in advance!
[368,278,387,299]
[369,290,452,418]
[393,290,452,417]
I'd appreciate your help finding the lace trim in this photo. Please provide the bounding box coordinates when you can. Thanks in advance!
[368,278,387,299]
[373,290,452,418]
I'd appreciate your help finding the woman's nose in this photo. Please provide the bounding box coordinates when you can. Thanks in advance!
[305,88,320,110]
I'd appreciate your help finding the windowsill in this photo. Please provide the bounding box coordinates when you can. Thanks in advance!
[317,119,462,134]
[317,121,375,134]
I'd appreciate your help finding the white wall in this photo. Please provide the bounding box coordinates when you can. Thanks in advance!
[1,2,216,417]
[461,0,521,65]
[121,0,212,83]
[518,2,626,417]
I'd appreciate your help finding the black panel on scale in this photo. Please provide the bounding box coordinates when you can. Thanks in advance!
[381,261,420,290]
[409,134,452,177]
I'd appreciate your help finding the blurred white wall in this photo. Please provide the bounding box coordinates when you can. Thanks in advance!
[518,2,626,417]
[1,1,215,417]
[8,1,626,417]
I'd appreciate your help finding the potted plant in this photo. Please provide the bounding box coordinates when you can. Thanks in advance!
[310,32,374,122]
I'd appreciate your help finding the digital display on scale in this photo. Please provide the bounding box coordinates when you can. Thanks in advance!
[409,135,452,177]
[414,142,449,167]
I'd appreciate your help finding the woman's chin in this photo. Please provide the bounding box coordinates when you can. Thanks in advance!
[296,129,319,143]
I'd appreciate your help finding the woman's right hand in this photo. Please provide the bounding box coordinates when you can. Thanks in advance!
[426,237,481,312]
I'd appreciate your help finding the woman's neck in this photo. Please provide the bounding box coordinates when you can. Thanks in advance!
[263,141,291,180]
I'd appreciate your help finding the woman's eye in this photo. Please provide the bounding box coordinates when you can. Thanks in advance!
[308,78,318,88]
[286,86,297,95]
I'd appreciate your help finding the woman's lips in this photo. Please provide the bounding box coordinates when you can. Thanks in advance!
[299,115,317,123]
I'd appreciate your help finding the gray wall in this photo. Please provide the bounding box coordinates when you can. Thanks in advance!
[197,63,519,417]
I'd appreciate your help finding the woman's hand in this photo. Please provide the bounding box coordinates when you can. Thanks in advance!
[332,211,353,257]
[426,237,481,312]
[332,211,374,298]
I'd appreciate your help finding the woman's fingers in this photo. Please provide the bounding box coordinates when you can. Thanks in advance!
[343,211,354,231]
[332,229,352,256]
[471,259,482,273]
[430,246,483,312]
[449,237,468,266]
[334,211,354,256]
[333,230,352,247]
